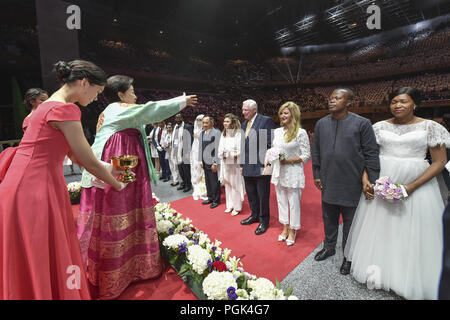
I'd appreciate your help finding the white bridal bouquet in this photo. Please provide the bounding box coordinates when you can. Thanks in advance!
[374,176,408,203]
[262,147,287,175]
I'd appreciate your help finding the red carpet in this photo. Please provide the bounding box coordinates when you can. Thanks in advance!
[170,161,324,283]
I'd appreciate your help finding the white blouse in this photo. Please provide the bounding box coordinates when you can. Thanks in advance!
[271,127,311,188]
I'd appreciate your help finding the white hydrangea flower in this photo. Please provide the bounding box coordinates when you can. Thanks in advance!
[154,211,163,222]
[248,278,276,300]
[156,219,173,234]
[202,271,237,300]
[162,234,189,250]
[187,245,211,275]
[288,295,299,300]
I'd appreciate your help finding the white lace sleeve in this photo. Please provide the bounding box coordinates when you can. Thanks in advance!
[297,129,311,163]
[372,121,384,145]
[427,120,450,148]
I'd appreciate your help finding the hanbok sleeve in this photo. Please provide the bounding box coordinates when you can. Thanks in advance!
[46,103,81,123]
[427,120,450,148]
[297,129,311,164]
[115,96,186,128]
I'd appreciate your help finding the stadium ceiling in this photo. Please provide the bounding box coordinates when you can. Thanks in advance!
[274,0,450,47]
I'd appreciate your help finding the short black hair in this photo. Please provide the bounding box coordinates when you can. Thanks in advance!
[103,75,134,103]
[203,115,214,123]
[389,87,422,106]
[336,88,354,101]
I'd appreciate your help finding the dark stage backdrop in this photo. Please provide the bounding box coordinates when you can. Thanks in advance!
[36,0,79,93]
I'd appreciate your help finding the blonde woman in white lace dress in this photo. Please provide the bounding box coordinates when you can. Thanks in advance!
[271,102,311,246]
[345,87,450,300]
[218,113,245,216]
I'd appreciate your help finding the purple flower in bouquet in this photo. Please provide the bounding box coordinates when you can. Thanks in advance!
[178,242,187,254]
[375,176,408,203]
[227,286,238,300]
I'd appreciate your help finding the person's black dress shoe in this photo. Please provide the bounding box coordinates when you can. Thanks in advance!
[240,216,259,225]
[183,187,192,193]
[177,185,185,190]
[170,182,179,187]
[340,258,351,275]
[163,178,170,182]
[314,248,336,261]
[202,200,213,205]
[255,223,268,235]
[159,176,164,180]
[210,202,219,209]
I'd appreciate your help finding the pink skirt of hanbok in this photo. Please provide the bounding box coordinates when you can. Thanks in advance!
[77,128,162,300]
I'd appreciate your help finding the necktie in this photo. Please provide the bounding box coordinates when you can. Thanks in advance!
[245,120,252,138]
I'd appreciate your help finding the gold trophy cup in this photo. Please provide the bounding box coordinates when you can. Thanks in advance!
[110,155,138,183]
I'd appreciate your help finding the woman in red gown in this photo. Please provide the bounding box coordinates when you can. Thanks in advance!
[0,60,125,299]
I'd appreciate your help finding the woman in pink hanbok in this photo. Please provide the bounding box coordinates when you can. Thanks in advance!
[77,75,197,299]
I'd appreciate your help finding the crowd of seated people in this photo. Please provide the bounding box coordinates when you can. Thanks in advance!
[2,21,449,87]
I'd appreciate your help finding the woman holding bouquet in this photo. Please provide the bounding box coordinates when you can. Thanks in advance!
[345,87,450,299]
[271,102,310,246]
[218,113,245,216]
[77,74,197,299]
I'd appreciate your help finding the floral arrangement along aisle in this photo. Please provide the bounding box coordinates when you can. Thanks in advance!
[153,199,298,300]
[67,181,82,204]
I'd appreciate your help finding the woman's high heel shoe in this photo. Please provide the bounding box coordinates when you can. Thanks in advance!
[286,231,297,246]
[278,233,288,242]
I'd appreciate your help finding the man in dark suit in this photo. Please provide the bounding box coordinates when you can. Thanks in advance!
[199,116,221,209]
[173,114,193,192]
[240,99,276,235]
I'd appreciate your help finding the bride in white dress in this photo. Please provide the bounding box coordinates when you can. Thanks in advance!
[345,87,450,300]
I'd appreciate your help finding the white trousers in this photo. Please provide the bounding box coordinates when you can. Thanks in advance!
[168,152,179,183]
[224,183,243,211]
[275,184,302,230]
